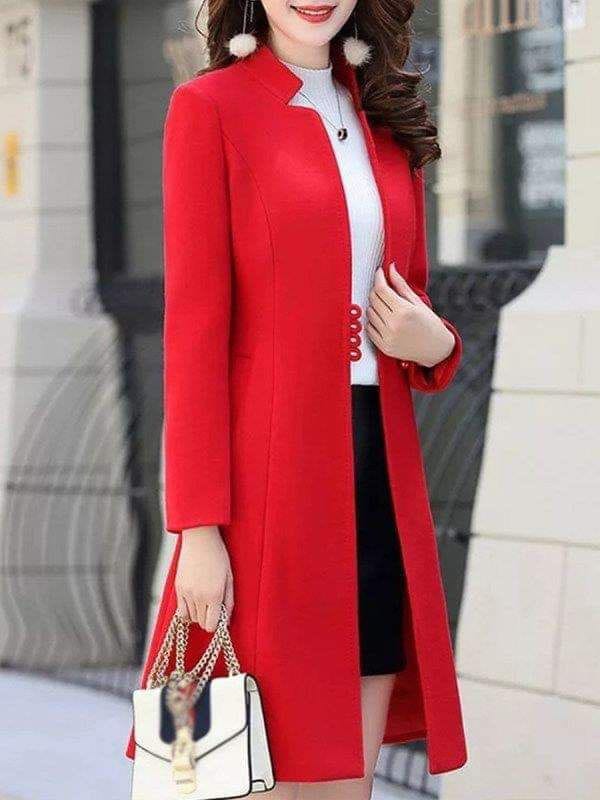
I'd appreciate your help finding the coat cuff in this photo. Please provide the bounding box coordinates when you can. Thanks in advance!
[400,319,462,393]
[165,510,231,535]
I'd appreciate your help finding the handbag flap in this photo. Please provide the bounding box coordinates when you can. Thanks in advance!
[133,673,249,761]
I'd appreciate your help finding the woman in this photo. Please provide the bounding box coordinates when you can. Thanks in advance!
[127,0,467,796]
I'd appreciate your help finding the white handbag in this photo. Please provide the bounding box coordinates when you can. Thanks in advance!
[131,604,275,799]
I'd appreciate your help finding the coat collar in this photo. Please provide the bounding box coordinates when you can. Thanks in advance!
[239,39,363,111]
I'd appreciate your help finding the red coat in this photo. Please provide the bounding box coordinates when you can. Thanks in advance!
[126,40,467,781]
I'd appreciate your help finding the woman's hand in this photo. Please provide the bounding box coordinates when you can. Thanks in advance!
[366,263,455,368]
[175,526,234,631]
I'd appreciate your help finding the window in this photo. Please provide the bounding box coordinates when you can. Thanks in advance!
[414,0,565,266]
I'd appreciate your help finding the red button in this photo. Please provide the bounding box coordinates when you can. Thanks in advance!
[349,320,362,333]
[349,348,362,362]
[349,303,361,318]
[349,333,361,346]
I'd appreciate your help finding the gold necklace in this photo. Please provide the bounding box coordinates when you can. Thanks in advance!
[297,82,349,141]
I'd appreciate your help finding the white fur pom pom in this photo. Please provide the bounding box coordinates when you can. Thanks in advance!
[227,33,258,58]
[342,36,372,67]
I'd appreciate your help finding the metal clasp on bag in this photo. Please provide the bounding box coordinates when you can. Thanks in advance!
[171,724,197,795]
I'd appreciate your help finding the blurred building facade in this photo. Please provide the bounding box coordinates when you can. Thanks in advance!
[0,1,598,798]
[441,2,600,799]
[0,0,139,669]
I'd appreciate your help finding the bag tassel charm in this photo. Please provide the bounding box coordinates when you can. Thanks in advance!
[172,723,197,795]
[167,683,197,794]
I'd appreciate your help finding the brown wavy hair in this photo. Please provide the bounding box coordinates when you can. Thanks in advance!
[193,0,440,169]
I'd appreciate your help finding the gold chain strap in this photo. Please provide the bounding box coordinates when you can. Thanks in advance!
[146,603,241,694]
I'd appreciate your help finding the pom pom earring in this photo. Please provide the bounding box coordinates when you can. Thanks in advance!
[343,14,372,67]
[227,0,258,59]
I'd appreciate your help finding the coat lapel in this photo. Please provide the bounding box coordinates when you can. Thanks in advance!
[239,41,411,279]
[239,39,362,108]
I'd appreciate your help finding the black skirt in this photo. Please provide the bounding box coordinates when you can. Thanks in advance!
[352,384,407,677]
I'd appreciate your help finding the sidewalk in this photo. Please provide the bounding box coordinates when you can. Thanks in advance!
[0,670,417,800]
[0,671,133,800]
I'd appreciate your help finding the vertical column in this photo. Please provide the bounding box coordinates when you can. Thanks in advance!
[0,0,136,667]
[436,0,471,264]
[441,6,600,800]
[437,1,499,265]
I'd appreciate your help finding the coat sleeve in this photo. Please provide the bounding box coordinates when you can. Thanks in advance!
[401,168,463,393]
[162,84,232,533]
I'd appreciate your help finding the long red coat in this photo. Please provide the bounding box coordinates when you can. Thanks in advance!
[126,40,467,781]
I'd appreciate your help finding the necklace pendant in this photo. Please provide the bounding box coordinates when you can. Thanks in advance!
[337,127,348,141]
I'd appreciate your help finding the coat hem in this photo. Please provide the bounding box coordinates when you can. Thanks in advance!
[381,727,426,746]
[272,768,367,783]
[383,728,468,776]
[428,753,468,775]
[273,731,428,783]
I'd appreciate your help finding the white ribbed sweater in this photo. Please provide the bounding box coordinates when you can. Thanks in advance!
[280,58,385,385]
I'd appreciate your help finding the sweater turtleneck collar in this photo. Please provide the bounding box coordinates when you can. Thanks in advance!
[278,58,336,97]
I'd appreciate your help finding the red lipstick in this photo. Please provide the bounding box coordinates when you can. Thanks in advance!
[290,4,336,24]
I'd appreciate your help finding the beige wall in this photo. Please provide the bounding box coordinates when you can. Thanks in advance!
[441,6,600,799]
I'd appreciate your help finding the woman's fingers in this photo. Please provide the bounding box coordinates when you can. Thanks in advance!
[369,268,412,319]
[371,269,398,314]
[368,288,394,322]
[366,304,386,337]
[371,265,420,315]
[224,571,235,619]
[366,320,388,354]
[175,581,229,629]
[177,592,222,626]
[176,595,188,619]
[204,601,222,632]
[388,263,421,304]
[176,593,192,620]
[177,590,227,630]
[192,598,206,627]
